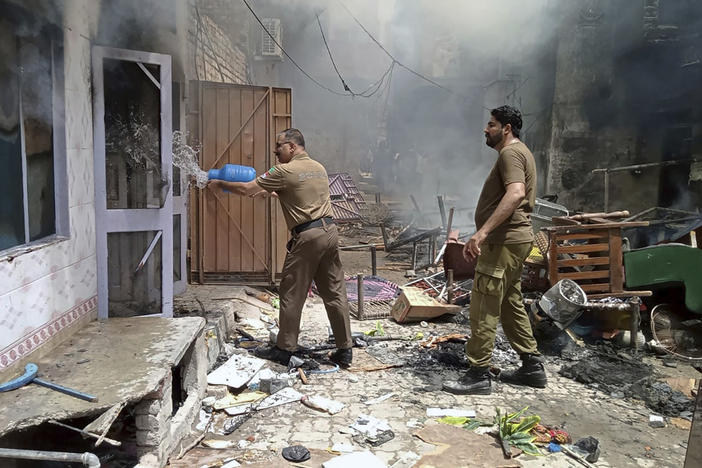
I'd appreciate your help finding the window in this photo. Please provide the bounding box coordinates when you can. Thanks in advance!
[260,18,282,58]
[0,6,65,253]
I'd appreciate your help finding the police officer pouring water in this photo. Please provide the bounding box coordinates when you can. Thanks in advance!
[207,128,353,367]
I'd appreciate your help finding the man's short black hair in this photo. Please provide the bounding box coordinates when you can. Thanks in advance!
[280,128,305,147]
[491,106,522,138]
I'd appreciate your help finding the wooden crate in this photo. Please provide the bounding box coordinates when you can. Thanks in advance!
[544,222,651,299]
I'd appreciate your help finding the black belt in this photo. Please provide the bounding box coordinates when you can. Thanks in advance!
[292,217,334,235]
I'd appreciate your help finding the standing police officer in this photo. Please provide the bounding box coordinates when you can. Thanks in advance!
[442,106,546,395]
[207,128,353,367]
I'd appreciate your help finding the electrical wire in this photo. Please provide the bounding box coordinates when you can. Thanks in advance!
[336,0,465,98]
[316,12,352,93]
[241,0,352,96]
[315,11,397,98]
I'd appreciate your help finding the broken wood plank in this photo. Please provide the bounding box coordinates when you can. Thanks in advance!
[557,243,610,254]
[559,270,611,280]
[83,401,126,447]
[567,211,630,221]
[50,420,121,447]
[557,257,610,267]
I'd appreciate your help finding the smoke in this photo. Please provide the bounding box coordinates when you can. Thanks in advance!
[260,0,558,229]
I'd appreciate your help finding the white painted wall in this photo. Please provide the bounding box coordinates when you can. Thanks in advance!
[0,0,98,373]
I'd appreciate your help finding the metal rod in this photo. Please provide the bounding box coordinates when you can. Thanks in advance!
[447,269,454,304]
[434,243,447,265]
[379,224,390,250]
[0,449,100,468]
[604,171,610,212]
[357,274,364,320]
[446,207,455,238]
[629,299,641,352]
[592,158,700,174]
[437,195,447,229]
[371,246,377,276]
[430,235,436,265]
[135,230,162,273]
[137,62,161,89]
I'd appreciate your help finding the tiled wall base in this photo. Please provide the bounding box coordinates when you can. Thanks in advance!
[0,296,98,377]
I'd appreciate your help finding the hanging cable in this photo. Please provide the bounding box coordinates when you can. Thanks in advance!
[316,13,352,93]
[241,0,352,96]
[336,0,465,98]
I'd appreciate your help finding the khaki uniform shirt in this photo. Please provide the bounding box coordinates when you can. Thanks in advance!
[474,141,536,244]
[256,152,333,230]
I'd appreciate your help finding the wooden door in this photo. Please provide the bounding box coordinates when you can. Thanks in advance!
[189,82,291,284]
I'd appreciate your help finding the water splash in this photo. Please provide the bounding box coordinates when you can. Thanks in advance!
[172,130,208,188]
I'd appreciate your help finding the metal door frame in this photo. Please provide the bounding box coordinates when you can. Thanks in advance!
[92,46,173,319]
[173,82,187,295]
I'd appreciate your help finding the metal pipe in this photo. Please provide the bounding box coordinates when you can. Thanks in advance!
[0,448,100,467]
[437,195,446,229]
[592,157,700,174]
[604,171,610,212]
[357,274,364,320]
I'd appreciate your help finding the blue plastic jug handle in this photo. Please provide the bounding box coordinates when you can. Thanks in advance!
[0,363,38,392]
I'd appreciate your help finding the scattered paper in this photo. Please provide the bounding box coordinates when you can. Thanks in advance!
[301,395,346,415]
[331,443,355,453]
[214,391,267,410]
[224,387,303,415]
[323,451,387,468]
[364,392,395,405]
[195,409,212,431]
[350,415,392,439]
[207,354,266,388]
[202,439,238,449]
[426,408,476,418]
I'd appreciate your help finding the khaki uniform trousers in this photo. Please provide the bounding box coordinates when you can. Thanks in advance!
[277,222,353,351]
[465,242,540,368]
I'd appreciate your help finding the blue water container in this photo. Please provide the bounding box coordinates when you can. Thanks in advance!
[208,164,256,183]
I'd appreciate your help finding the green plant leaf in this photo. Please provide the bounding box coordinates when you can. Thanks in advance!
[463,420,481,431]
[505,432,536,443]
[506,406,529,424]
[513,441,542,456]
[437,416,471,426]
[513,415,541,434]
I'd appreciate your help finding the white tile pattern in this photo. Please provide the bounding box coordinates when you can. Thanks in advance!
[0,2,98,370]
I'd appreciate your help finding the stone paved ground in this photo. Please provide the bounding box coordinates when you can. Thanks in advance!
[172,287,695,467]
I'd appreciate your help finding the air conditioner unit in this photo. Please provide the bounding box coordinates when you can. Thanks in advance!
[261,18,282,57]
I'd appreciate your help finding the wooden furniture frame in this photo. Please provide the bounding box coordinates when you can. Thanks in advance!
[544,222,651,299]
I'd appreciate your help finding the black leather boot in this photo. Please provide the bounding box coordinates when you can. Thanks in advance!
[442,366,492,395]
[328,348,353,368]
[499,353,547,388]
[254,345,293,365]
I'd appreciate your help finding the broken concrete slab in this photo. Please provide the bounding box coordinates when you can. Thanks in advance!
[413,423,522,467]
[0,317,205,438]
